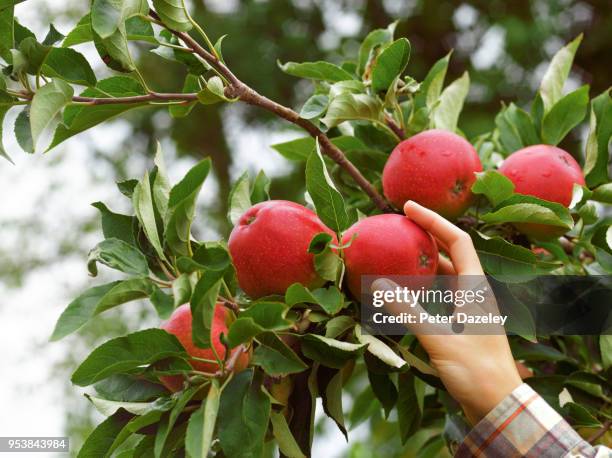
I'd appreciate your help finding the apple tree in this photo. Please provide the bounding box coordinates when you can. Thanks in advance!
[1,1,610,456]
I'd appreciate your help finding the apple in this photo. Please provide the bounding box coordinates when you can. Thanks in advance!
[499,145,585,239]
[159,303,249,392]
[228,200,335,298]
[382,129,482,219]
[341,214,438,298]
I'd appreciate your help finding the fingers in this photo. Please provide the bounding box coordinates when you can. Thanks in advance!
[404,201,483,275]
[437,254,456,275]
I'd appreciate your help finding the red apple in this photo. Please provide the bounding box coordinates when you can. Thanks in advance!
[228,200,335,298]
[159,303,249,392]
[499,145,585,239]
[382,129,483,219]
[341,214,438,298]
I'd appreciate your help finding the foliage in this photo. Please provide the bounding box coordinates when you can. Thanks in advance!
[1,0,611,456]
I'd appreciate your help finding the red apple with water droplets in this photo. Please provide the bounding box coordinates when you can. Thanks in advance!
[341,214,438,298]
[382,129,483,219]
[228,200,335,298]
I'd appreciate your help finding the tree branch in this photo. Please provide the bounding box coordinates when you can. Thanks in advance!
[155,12,393,212]
[588,419,611,443]
[13,90,197,105]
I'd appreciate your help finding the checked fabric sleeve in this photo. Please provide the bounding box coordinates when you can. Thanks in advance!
[455,383,611,457]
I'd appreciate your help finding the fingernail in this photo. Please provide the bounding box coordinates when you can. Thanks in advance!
[371,278,395,292]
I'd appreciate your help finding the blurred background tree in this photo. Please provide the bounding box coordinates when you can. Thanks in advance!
[0,0,609,456]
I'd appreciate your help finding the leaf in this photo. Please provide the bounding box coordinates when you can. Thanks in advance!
[165,158,211,256]
[431,71,469,132]
[87,395,161,417]
[227,303,292,347]
[30,79,73,151]
[278,60,354,82]
[301,334,365,369]
[251,170,270,204]
[416,51,451,110]
[320,92,383,128]
[152,144,171,226]
[92,202,136,246]
[539,34,582,112]
[133,171,167,261]
[397,372,423,444]
[172,273,192,307]
[87,238,149,276]
[71,328,186,386]
[371,38,410,93]
[271,136,315,161]
[0,6,14,62]
[471,231,560,276]
[42,47,97,86]
[320,369,347,439]
[481,194,573,229]
[50,76,146,149]
[50,278,156,340]
[495,103,539,154]
[154,387,199,457]
[0,105,13,163]
[77,411,132,458]
[185,380,220,458]
[14,106,33,153]
[592,184,612,204]
[94,374,167,402]
[325,316,355,339]
[227,171,251,226]
[541,85,589,145]
[601,335,612,370]
[42,24,64,46]
[305,140,350,232]
[584,89,612,187]
[368,371,397,417]
[357,22,396,75]
[92,0,142,38]
[169,73,199,118]
[190,269,224,348]
[270,411,306,458]
[152,0,192,32]
[471,171,515,207]
[93,24,135,72]
[300,94,329,119]
[217,369,271,458]
[197,76,234,104]
[355,325,407,369]
[252,332,308,376]
[62,14,92,47]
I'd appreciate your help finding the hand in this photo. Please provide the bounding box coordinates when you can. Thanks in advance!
[372,201,522,424]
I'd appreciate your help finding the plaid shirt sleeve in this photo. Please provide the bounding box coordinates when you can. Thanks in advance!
[455,383,611,458]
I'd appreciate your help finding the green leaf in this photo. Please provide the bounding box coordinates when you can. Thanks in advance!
[0,105,13,163]
[42,47,97,86]
[169,73,199,118]
[227,171,251,226]
[50,76,146,150]
[397,372,423,444]
[278,60,354,82]
[93,24,135,72]
[30,79,73,151]
[301,334,365,369]
[14,106,33,153]
[370,38,410,93]
[471,171,515,207]
[250,170,270,204]
[197,76,235,104]
[471,231,560,276]
[368,371,397,417]
[320,369,346,438]
[431,71,469,132]
[305,140,350,232]
[72,329,186,386]
[541,85,589,145]
[300,94,329,119]
[0,6,14,62]
[417,51,451,110]
[539,34,582,112]
[592,183,612,204]
[154,387,199,457]
[91,0,148,38]
[92,202,136,246]
[357,22,396,75]
[286,283,344,315]
[94,374,167,402]
[271,136,315,161]
[252,332,308,376]
[185,380,220,458]
[355,325,407,369]
[190,269,224,348]
[133,171,167,261]
[495,103,539,154]
[563,402,602,428]
[152,0,192,32]
[325,316,355,339]
[77,411,132,458]
[42,24,64,46]
[320,92,383,128]
[18,37,51,74]
[62,14,92,47]
[165,158,211,256]
[584,89,612,187]
[481,194,573,229]
[152,144,171,226]
[50,278,156,341]
[601,335,612,370]
[87,238,148,276]
[227,303,292,347]
[172,273,192,307]
[217,369,271,458]
[270,411,306,458]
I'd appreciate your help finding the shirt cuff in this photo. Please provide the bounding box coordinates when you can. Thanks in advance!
[455,383,587,457]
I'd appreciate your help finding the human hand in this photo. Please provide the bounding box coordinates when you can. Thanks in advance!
[372,201,522,424]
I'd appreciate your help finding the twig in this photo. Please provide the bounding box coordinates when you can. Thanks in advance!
[384,114,405,140]
[588,419,612,443]
[155,12,393,213]
[13,90,198,105]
